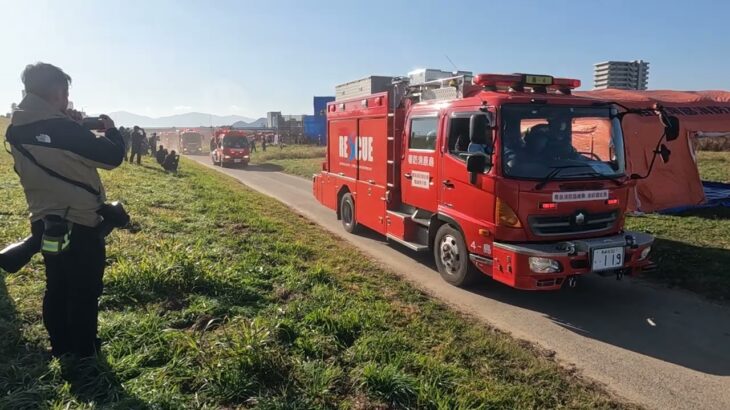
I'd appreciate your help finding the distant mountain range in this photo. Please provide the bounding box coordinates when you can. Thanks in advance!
[231,118,268,128]
[108,111,265,128]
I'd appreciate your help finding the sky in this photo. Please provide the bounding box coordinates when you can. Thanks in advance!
[2,0,729,119]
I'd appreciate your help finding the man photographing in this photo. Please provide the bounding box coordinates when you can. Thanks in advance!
[4,62,125,358]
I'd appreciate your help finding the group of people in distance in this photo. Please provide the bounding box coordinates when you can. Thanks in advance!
[119,126,179,173]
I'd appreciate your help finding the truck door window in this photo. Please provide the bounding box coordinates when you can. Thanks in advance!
[409,117,438,150]
[447,117,471,161]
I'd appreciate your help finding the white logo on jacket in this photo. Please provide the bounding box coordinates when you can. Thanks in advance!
[35,134,51,143]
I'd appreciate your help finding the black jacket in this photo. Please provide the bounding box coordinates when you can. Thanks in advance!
[6,94,125,226]
[131,129,146,148]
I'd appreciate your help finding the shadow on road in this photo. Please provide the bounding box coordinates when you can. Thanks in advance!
[649,238,730,301]
[355,227,730,377]
[205,161,284,173]
[246,163,284,173]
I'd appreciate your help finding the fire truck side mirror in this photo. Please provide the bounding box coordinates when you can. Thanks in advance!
[466,154,489,184]
[661,114,680,142]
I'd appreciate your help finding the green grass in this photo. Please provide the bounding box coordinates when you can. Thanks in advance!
[0,116,8,135]
[696,151,730,183]
[0,150,627,408]
[250,144,325,178]
[626,210,730,301]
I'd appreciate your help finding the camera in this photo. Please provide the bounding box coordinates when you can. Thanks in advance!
[0,220,43,273]
[0,202,130,273]
[98,201,131,237]
[82,116,106,131]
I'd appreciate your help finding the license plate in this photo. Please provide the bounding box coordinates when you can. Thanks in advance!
[234,159,242,163]
[591,247,624,271]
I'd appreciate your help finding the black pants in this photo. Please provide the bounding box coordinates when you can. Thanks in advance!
[42,223,105,357]
[129,148,142,164]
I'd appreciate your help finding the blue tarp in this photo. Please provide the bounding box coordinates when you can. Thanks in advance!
[303,115,326,144]
[660,181,730,214]
[313,96,334,117]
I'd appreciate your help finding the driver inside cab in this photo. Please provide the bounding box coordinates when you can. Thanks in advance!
[545,115,581,160]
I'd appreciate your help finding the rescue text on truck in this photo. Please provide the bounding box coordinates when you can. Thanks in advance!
[312,72,679,291]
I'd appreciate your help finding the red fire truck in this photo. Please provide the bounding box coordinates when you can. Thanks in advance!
[178,129,203,155]
[313,73,679,290]
[211,127,251,167]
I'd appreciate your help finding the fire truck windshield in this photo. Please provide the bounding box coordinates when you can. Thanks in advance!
[501,104,625,180]
[181,133,201,144]
[222,135,249,148]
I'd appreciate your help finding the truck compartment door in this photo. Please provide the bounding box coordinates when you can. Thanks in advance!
[401,115,440,212]
[356,181,387,235]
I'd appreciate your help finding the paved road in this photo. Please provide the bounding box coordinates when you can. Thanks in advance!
[187,155,730,410]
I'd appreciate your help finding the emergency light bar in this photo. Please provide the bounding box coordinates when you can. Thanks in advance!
[473,73,581,91]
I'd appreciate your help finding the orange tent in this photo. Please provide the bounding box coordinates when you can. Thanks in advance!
[576,90,730,212]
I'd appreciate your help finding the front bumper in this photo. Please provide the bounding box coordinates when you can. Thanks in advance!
[224,157,249,165]
[480,231,654,290]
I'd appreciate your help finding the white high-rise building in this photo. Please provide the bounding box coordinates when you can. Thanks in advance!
[593,60,649,90]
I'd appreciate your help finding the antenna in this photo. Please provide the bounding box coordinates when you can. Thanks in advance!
[445,54,458,72]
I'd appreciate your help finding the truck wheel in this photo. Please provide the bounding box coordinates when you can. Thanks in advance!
[434,224,480,287]
[340,193,359,233]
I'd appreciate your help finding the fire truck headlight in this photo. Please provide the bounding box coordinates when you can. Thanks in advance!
[639,246,652,261]
[224,155,231,159]
[529,257,561,273]
[243,155,250,159]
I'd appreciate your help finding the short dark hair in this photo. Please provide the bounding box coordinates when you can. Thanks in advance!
[21,62,72,98]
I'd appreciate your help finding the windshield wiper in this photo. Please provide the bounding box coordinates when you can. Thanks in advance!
[534,165,589,190]
[568,171,624,186]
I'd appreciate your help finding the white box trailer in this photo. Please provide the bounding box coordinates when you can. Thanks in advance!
[335,76,394,101]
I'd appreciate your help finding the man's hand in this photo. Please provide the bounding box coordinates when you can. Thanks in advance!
[66,109,84,123]
[99,114,115,130]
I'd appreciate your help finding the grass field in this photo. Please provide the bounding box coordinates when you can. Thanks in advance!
[696,151,730,183]
[248,146,729,183]
[250,144,325,178]
[0,142,625,408]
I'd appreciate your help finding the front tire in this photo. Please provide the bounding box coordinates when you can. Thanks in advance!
[434,224,480,287]
[340,193,358,233]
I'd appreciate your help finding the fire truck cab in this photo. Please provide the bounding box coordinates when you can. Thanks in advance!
[211,128,251,168]
[313,73,679,290]
[179,129,203,155]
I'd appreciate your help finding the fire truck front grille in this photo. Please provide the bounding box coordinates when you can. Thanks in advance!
[528,211,618,237]
[536,278,564,287]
